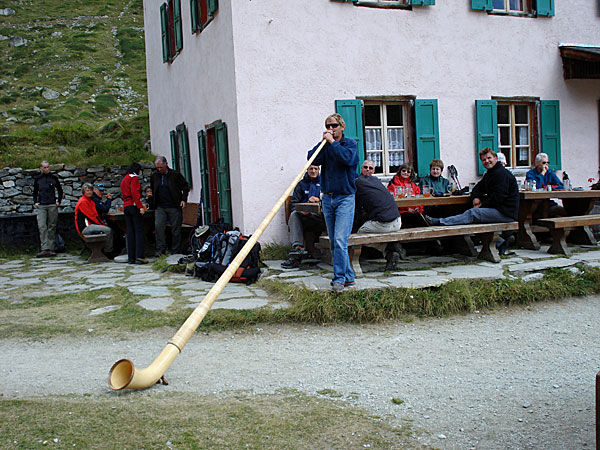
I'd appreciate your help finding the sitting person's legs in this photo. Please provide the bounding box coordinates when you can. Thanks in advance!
[82,224,114,252]
[436,207,513,226]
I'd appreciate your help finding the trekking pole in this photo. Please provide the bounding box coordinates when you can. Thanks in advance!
[108,139,328,390]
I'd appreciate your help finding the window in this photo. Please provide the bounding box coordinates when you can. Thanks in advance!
[475,99,561,173]
[198,121,232,224]
[497,102,533,167]
[471,0,554,16]
[492,0,531,14]
[170,123,192,186]
[365,103,409,176]
[191,0,218,33]
[336,98,440,178]
[160,0,183,63]
[332,0,434,7]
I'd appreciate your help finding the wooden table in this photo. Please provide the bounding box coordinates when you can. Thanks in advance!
[518,190,600,249]
[394,194,471,208]
[105,210,156,254]
[294,202,322,214]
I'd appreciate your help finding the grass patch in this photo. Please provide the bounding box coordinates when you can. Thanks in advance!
[2,263,600,338]
[260,243,291,260]
[0,391,420,450]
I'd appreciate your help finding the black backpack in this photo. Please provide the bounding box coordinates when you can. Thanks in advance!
[194,230,261,285]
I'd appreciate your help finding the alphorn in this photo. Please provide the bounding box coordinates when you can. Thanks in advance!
[109,139,327,390]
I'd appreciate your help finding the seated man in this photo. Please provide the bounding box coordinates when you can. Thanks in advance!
[425,148,519,229]
[281,165,325,269]
[75,182,114,256]
[526,152,566,217]
[355,160,402,270]
[92,182,112,219]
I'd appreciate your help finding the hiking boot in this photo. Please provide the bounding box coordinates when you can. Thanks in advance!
[36,250,52,258]
[384,251,400,271]
[422,214,440,226]
[497,235,516,256]
[289,245,309,257]
[135,258,149,265]
[330,282,344,293]
[281,259,300,270]
[344,280,356,288]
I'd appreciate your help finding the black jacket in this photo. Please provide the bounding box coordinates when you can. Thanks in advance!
[33,173,63,205]
[290,173,321,212]
[471,162,519,219]
[150,169,190,207]
[355,175,400,223]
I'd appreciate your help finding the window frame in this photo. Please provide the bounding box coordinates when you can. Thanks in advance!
[362,98,416,177]
[495,99,537,169]
[190,0,218,34]
[160,0,183,63]
[331,0,434,8]
[170,123,193,187]
[471,0,553,17]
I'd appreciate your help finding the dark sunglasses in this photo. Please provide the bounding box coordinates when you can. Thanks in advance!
[401,169,411,173]
[325,123,340,129]
[541,161,549,165]
[363,166,374,170]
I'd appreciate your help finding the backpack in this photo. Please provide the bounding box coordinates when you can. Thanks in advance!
[194,230,262,285]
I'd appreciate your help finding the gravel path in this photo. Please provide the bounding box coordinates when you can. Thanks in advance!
[2,295,599,449]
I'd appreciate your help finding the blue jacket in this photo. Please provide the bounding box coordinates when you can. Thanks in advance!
[307,136,358,195]
[92,193,111,216]
[525,168,564,190]
[291,172,321,212]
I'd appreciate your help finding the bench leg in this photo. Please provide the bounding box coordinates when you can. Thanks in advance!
[349,246,363,278]
[454,236,477,257]
[478,232,501,263]
[87,241,109,263]
[548,228,571,255]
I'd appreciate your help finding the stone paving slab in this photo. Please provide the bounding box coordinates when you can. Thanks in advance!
[137,297,174,311]
[385,275,451,289]
[128,285,170,297]
[507,258,577,273]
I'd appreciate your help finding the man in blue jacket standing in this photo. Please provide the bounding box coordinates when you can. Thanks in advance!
[308,113,358,292]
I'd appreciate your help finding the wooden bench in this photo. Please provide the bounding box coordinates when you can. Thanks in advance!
[81,233,110,263]
[537,214,600,255]
[319,222,519,277]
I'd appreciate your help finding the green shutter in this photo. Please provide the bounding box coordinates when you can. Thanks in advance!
[208,0,218,17]
[414,99,440,178]
[475,100,498,175]
[335,99,364,173]
[177,124,192,187]
[411,0,435,5]
[160,4,169,63]
[215,122,232,224]
[540,100,561,170]
[471,0,492,11]
[198,130,211,224]
[173,0,183,51]
[190,0,198,32]
[170,130,178,171]
[536,0,554,16]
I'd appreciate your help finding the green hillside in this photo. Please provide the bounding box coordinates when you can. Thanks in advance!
[0,0,152,168]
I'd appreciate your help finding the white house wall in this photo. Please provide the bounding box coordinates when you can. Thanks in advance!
[143,0,242,223]
[145,0,600,244]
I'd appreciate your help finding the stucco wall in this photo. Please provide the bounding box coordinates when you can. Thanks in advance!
[145,0,600,243]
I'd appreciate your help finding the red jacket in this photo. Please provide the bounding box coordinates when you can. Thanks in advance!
[74,195,104,235]
[120,174,144,209]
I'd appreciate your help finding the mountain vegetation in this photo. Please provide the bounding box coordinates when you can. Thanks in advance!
[0,0,152,168]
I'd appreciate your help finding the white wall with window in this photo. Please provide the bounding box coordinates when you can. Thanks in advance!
[143,0,600,242]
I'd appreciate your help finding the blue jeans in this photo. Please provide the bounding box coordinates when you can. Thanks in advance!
[322,194,355,284]
[440,207,514,226]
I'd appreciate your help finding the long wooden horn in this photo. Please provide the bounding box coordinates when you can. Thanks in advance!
[108,139,327,390]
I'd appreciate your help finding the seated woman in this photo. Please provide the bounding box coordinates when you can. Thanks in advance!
[387,163,427,228]
[526,152,566,218]
[419,159,450,195]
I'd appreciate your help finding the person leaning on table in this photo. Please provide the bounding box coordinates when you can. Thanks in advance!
[307,113,358,293]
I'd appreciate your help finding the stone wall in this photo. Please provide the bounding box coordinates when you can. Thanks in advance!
[0,162,155,214]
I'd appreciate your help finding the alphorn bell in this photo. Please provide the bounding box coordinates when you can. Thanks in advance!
[109,139,328,390]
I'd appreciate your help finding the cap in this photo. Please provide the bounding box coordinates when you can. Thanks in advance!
[93,183,105,191]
